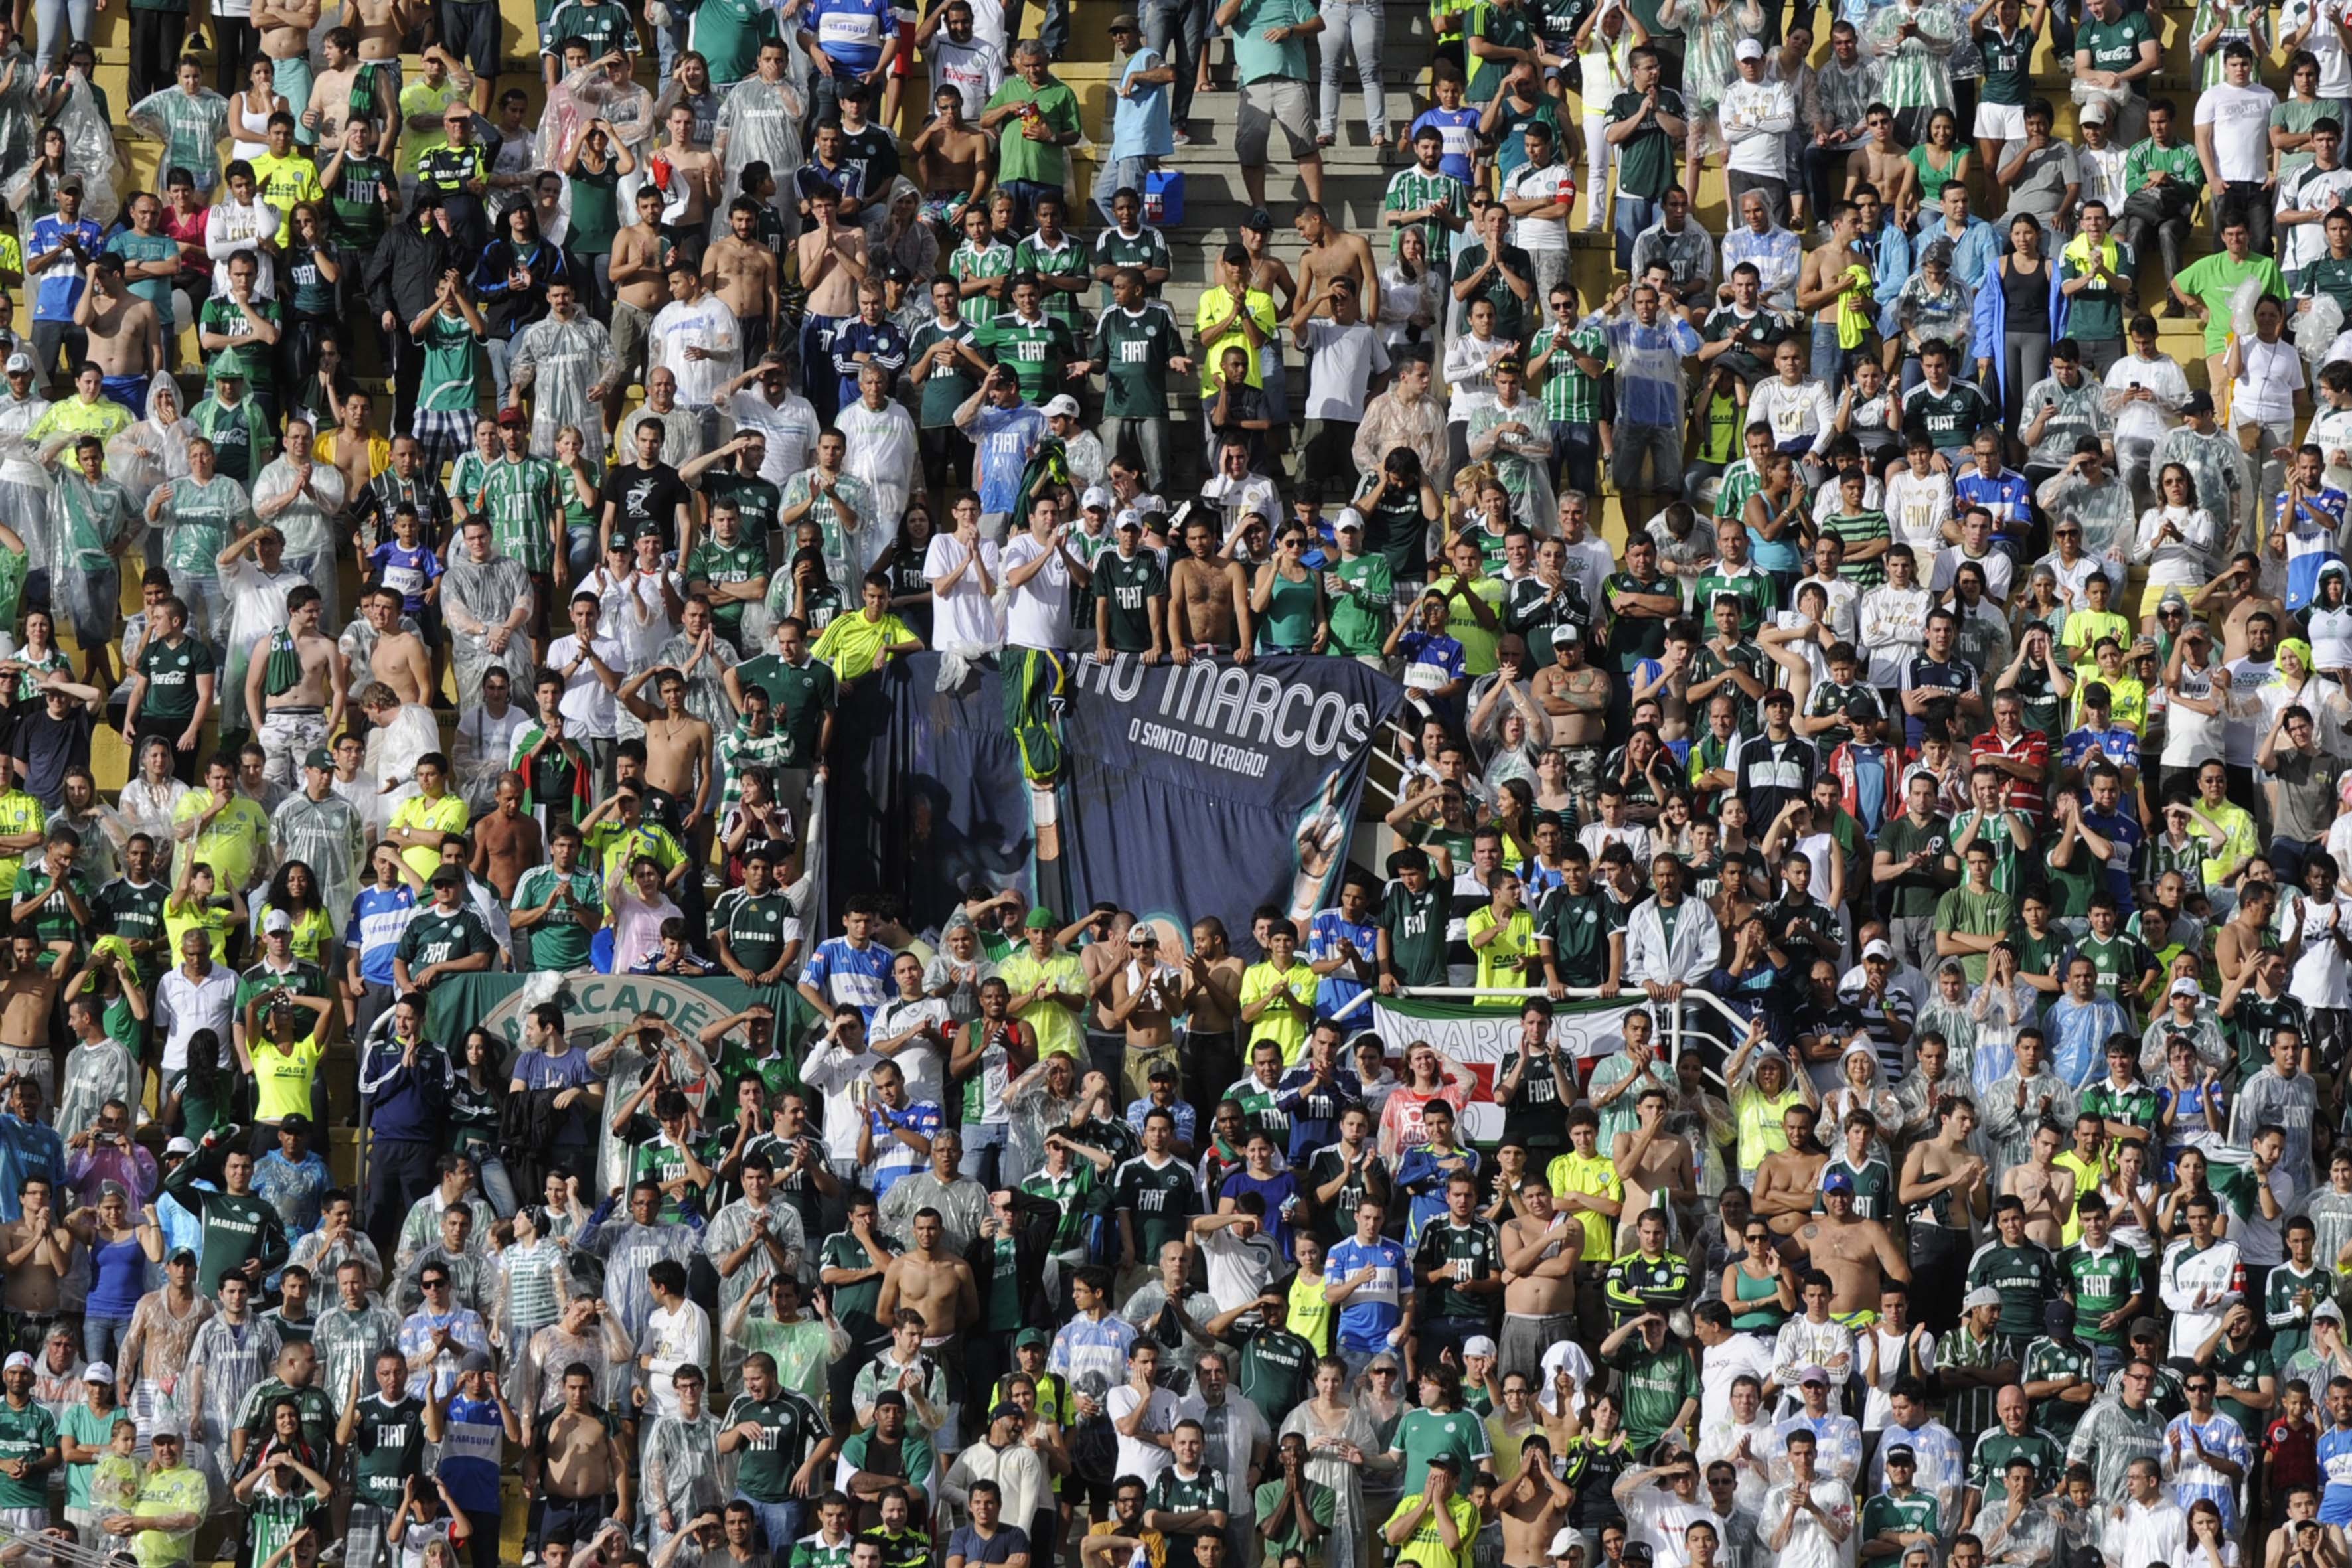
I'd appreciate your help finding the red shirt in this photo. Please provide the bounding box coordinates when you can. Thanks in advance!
[165,205,211,281]
[2268,1413,2320,1490]
[1970,726,2049,821]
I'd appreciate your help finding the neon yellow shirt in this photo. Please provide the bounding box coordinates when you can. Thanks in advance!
[810,609,915,681]
[0,790,44,894]
[251,1030,323,1122]
[1544,1149,1623,1261]
[996,948,1088,1061]
[247,151,323,221]
[131,1462,209,1568]
[1239,957,1318,1065]
[1465,905,1536,1003]
[171,791,268,892]
[387,791,470,882]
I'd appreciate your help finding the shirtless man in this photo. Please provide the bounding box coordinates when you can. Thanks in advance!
[910,88,989,223]
[797,187,868,368]
[1794,1170,1911,1317]
[874,1208,979,1356]
[0,935,68,1101]
[1168,515,1251,660]
[321,392,383,525]
[362,587,433,708]
[1530,625,1607,759]
[1796,198,1873,373]
[344,0,408,104]
[703,200,781,362]
[1496,1433,1573,1568]
[2194,552,2287,661]
[0,1176,68,1324]
[1999,1121,2077,1249]
[1291,202,1381,329]
[658,104,722,246]
[1898,1093,1990,1301]
[1843,106,1913,212]
[73,257,163,406]
[468,773,542,900]
[607,186,675,431]
[1498,1176,1579,1382]
[1105,929,1180,1079]
[248,583,348,787]
[119,1245,212,1422]
[617,667,715,834]
[1752,1102,1830,1237]
[254,0,323,131]
[1611,1087,1697,1233]
[530,1362,631,1521]
[304,29,378,149]
[1177,917,1246,1111]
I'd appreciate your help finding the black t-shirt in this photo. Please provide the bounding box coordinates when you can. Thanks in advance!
[9,707,90,807]
[599,462,694,553]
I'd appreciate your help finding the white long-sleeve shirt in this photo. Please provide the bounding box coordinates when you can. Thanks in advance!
[2157,1236,2242,1358]
[1720,78,1798,178]
[648,293,742,409]
[2104,352,2189,447]
[1759,1476,1856,1568]
[2103,1496,2187,1568]
[202,197,279,297]
[1749,376,1839,456]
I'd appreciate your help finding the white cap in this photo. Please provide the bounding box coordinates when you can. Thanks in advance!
[1333,507,1365,533]
[1962,1286,2002,1312]
[1735,36,1765,58]
[3,1352,33,1372]
[164,1136,196,1155]
[83,1362,112,1383]
[1081,485,1115,512]
[2079,99,2111,124]
[2170,977,2201,997]
[1549,1529,1581,1561]
[1042,394,1082,418]
[1463,1335,1498,1358]
[2,353,29,374]
[263,909,293,934]
[1863,938,1894,960]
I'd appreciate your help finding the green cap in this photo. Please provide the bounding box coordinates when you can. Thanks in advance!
[1016,1327,1052,1350]
[1024,907,1057,930]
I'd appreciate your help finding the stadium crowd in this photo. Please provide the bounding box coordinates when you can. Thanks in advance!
[0,5,2351,1568]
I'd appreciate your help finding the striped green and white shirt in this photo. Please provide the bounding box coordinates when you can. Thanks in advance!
[1383,165,1470,272]
[1529,321,1608,424]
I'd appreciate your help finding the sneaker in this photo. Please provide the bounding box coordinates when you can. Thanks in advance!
[1172,126,1192,147]
[1583,210,1607,232]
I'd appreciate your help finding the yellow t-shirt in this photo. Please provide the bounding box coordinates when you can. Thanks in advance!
[1239,958,1318,1065]
[163,896,236,965]
[810,609,914,681]
[388,791,471,882]
[1464,905,1536,1003]
[251,1030,323,1122]
[1545,1149,1623,1262]
[171,791,268,892]
[1287,1271,1333,1356]
[995,949,1087,1061]
[247,150,323,221]
[0,789,44,893]
[1194,285,1277,398]
[1386,1492,1480,1568]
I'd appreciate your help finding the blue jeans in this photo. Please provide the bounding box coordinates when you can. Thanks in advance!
[960,1120,1008,1185]
[1553,420,1600,498]
[2274,836,2323,888]
[1614,194,1662,273]
[83,1315,127,1367]
[651,9,690,78]
[31,0,91,71]
[1093,155,1150,225]
[1000,177,1063,233]
[1142,0,1208,128]
[1811,320,1857,388]
[736,1497,804,1557]
[477,1154,518,1219]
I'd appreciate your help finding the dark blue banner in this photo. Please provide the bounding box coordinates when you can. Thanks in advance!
[835,655,1401,949]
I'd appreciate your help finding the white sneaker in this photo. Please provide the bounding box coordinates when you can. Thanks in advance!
[1583,209,1607,232]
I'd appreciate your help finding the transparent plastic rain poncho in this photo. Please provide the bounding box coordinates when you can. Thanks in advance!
[106,372,194,506]
[45,462,135,644]
[5,77,119,226]
[218,554,317,741]
[712,71,805,246]
[126,84,230,196]
[536,60,657,204]
[441,547,534,719]
[0,388,54,586]
[0,46,38,189]
[507,311,619,461]
[2298,295,2344,369]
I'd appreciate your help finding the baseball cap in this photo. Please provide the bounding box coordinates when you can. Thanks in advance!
[2317,1299,2346,1325]
[2078,99,2111,123]
[263,909,293,935]
[164,1138,195,1158]
[303,749,334,772]
[1797,1365,1829,1385]
[2182,390,2215,416]
[1,353,28,375]
[1016,1328,1052,1350]
[1463,1335,1498,1358]
[1148,1061,1179,1083]
[58,175,81,194]
[495,406,527,428]
[1549,1529,1581,1561]
[1081,485,1115,512]
[1551,623,1581,645]
[1115,510,1144,532]
[1621,1546,1654,1566]
[1763,688,1796,708]
[83,1362,112,1383]
[430,866,467,888]
[1821,1168,1855,1195]
[279,1113,313,1135]
[1241,207,1274,232]
[1735,36,1764,57]
[1109,10,1140,27]
[149,1423,184,1442]
[1863,938,1894,960]
[1962,1286,2002,1312]
[1885,1445,1917,1466]
[2130,1316,2165,1341]
[458,1350,494,1373]
[4,1353,33,1372]
[2170,977,2201,997]
[1333,508,1364,534]
[1042,394,1082,418]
